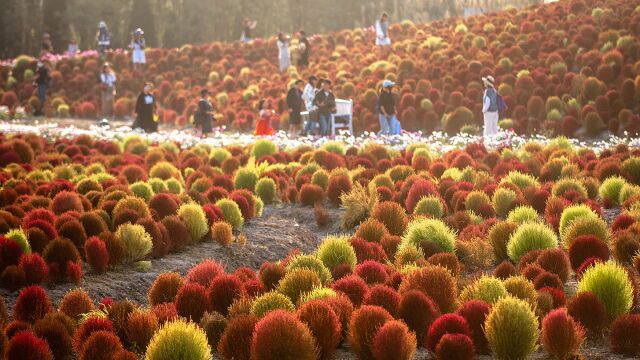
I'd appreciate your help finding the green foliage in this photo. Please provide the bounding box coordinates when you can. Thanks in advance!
[413,196,445,218]
[465,191,491,214]
[500,171,540,190]
[177,203,209,242]
[299,287,338,304]
[149,178,168,193]
[506,206,539,224]
[492,188,518,218]
[562,216,610,248]
[115,223,153,263]
[255,178,277,204]
[251,139,278,159]
[460,276,508,305]
[599,176,627,205]
[150,161,180,180]
[551,178,588,199]
[485,296,539,360]
[215,199,245,229]
[210,148,232,164]
[507,222,558,263]
[577,261,634,319]
[130,181,154,202]
[503,276,537,310]
[5,228,31,254]
[558,204,601,237]
[165,178,183,194]
[316,235,357,270]
[277,268,321,304]
[250,291,295,317]
[400,218,457,254]
[311,169,330,190]
[285,254,333,286]
[145,319,211,360]
[321,141,345,155]
[234,168,259,191]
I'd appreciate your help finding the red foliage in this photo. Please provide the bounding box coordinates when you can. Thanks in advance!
[536,248,570,283]
[186,259,225,287]
[355,260,389,285]
[208,274,245,316]
[371,320,417,360]
[259,261,286,290]
[174,283,209,323]
[397,290,440,346]
[13,285,53,324]
[493,260,517,279]
[251,310,318,360]
[148,272,184,306]
[427,252,461,278]
[297,300,341,360]
[58,289,95,320]
[349,237,387,263]
[456,300,491,354]
[405,180,437,213]
[72,316,115,354]
[217,315,258,360]
[4,331,52,360]
[362,284,401,316]
[125,310,158,352]
[331,274,370,307]
[568,235,609,270]
[609,314,640,357]
[84,237,109,274]
[327,175,352,205]
[425,313,472,353]
[567,291,608,334]
[151,303,178,325]
[434,333,475,360]
[542,308,585,360]
[78,330,123,360]
[533,271,563,290]
[348,305,393,360]
[299,184,326,206]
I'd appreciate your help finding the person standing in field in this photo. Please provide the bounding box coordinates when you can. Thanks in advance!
[134,82,156,133]
[287,80,305,137]
[254,99,277,136]
[297,30,311,68]
[241,18,257,43]
[100,63,116,119]
[313,79,336,137]
[277,33,291,73]
[194,89,215,136]
[41,33,53,57]
[377,80,401,135]
[303,75,319,135]
[67,38,79,57]
[482,75,499,137]
[34,61,51,116]
[96,21,112,57]
[375,12,391,56]
[130,28,146,72]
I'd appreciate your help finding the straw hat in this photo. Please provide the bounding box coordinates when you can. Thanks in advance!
[482,75,495,88]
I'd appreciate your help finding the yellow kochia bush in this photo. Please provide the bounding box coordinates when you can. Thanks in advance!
[145,319,211,360]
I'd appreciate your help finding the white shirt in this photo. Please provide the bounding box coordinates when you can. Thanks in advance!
[277,40,289,60]
[302,83,317,111]
[100,73,116,87]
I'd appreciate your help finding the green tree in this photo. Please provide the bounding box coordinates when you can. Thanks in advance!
[43,0,69,53]
[130,0,157,47]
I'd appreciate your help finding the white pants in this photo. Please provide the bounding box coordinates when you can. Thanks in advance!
[483,111,499,137]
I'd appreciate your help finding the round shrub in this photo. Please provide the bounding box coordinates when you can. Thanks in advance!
[397,289,440,346]
[251,139,278,158]
[215,199,244,229]
[297,300,341,360]
[355,260,389,285]
[494,260,517,279]
[59,288,95,320]
[285,254,332,286]
[562,216,610,249]
[488,221,518,261]
[259,262,286,291]
[129,182,153,202]
[372,320,417,360]
[568,235,610,270]
[327,175,352,205]
[18,253,48,285]
[199,311,227,351]
[234,168,259,191]
[331,274,369,307]
[148,272,185,306]
[399,265,457,313]
[507,222,558,263]
[492,188,518,218]
[112,196,151,222]
[177,203,209,242]
[413,195,445,218]
[79,330,123,360]
[502,276,537,310]
[400,218,456,254]
[348,305,393,360]
[33,314,74,359]
[435,333,475,360]
[13,285,53,323]
[4,331,52,360]
[484,296,539,360]
[456,300,491,354]
[558,204,600,237]
[372,201,408,236]
[149,193,179,220]
[609,314,640,356]
[299,184,325,206]
[355,218,389,243]
[50,190,83,215]
[5,228,30,254]
[125,310,158,352]
[362,284,400,316]
[599,176,627,206]
[72,316,115,354]
[250,310,318,360]
[115,223,152,263]
[217,315,258,360]
[255,178,277,204]
[175,283,209,323]
[316,235,357,271]
[576,261,634,319]
[208,274,245,316]
[145,319,211,360]
[84,237,109,274]
[278,268,321,304]
[460,276,508,305]
[541,308,585,360]
[506,205,539,224]
[250,291,295,317]
[210,221,233,246]
[186,259,225,287]
[425,313,472,353]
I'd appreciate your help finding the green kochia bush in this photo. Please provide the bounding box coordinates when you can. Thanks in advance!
[492,188,518,218]
[255,178,277,204]
[577,261,633,319]
[215,199,245,229]
[400,218,456,254]
[506,206,539,224]
[250,291,295,317]
[413,195,445,218]
[507,222,557,263]
[234,168,259,191]
[558,204,601,237]
[5,228,31,254]
[484,296,539,360]
[316,235,357,271]
[115,223,153,263]
[145,319,212,360]
[177,203,209,242]
[599,176,627,205]
[460,276,508,305]
[251,139,278,159]
[285,254,332,286]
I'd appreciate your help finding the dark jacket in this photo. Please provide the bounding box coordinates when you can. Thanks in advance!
[378,91,395,115]
[287,87,303,124]
[298,37,310,66]
[35,67,50,86]
[313,90,336,117]
[196,98,214,133]
[135,92,156,132]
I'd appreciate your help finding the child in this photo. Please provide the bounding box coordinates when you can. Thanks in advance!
[254,99,276,136]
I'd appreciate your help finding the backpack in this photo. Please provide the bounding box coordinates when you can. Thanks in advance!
[496,93,507,113]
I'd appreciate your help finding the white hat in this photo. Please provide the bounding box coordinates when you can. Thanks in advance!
[382,79,396,88]
[482,75,495,87]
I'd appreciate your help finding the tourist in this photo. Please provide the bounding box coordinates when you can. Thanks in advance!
[277,33,291,73]
[241,18,257,43]
[297,30,311,68]
[375,12,391,55]
[287,80,305,137]
[100,63,117,119]
[482,75,499,137]
[254,99,276,136]
[313,79,336,136]
[67,38,79,57]
[130,28,146,72]
[194,89,215,136]
[34,61,50,116]
[303,76,319,136]
[134,82,156,133]
[378,80,401,135]
[41,33,53,57]
[96,21,112,57]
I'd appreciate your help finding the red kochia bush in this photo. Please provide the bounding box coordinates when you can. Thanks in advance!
[327,175,352,205]
[84,237,109,274]
[533,271,564,290]
[79,330,123,360]
[259,261,286,290]
[251,310,318,360]
[174,283,209,323]
[148,272,185,306]
[493,260,517,279]
[354,218,389,243]
[125,310,158,352]
[0,235,23,272]
[72,317,115,354]
[324,294,355,339]
[58,288,95,320]
[456,300,491,354]
[151,303,178,325]
[434,333,475,360]
[397,289,440,346]
[609,314,640,356]
[299,183,326,206]
[568,235,609,270]
[186,259,225,287]
[13,285,53,323]
[18,253,48,284]
[371,202,408,237]
[208,274,245,316]
[1,265,25,291]
[297,300,341,360]
[536,248,571,283]
[427,252,461,278]
[331,274,370,307]
[4,331,52,360]
[50,191,84,215]
[567,291,608,334]
[355,260,389,285]
[425,313,472,353]
[42,237,81,282]
[350,237,388,263]
[148,193,179,220]
[542,308,585,360]
[217,315,258,360]
[33,315,74,360]
[348,305,393,360]
[372,320,417,360]
[362,285,401,316]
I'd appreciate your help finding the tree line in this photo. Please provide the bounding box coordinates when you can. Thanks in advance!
[0,0,541,59]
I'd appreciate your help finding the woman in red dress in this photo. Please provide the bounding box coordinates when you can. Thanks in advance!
[254,99,277,136]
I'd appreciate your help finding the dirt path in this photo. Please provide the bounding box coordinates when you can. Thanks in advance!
[1,204,344,312]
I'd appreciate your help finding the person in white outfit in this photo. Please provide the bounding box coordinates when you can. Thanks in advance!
[130,28,146,72]
[375,12,391,46]
[277,33,291,73]
[482,75,499,138]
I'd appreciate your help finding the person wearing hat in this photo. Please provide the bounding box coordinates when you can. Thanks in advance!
[194,88,215,136]
[482,75,499,137]
[134,82,156,133]
[130,28,146,72]
[96,21,112,57]
[378,79,401,135]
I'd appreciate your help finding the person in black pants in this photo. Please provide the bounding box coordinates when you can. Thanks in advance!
[287,79,305,137]
[34,61,50,116]
[195,89,214,136]
[297,30,310,68]
[313,79,336,136]
[134,82,157,133]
